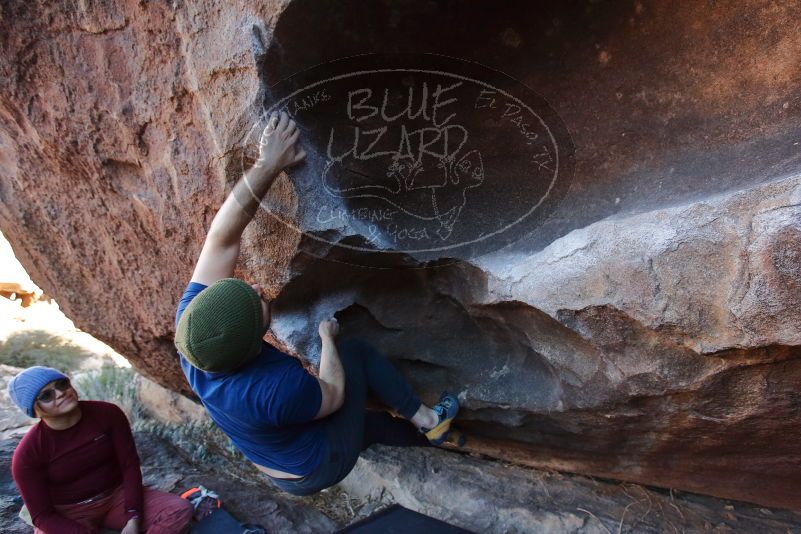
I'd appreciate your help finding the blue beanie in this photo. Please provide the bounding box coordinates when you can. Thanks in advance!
[7,366,69,417]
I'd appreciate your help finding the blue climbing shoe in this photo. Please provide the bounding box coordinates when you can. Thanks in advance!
[423,392,459,446]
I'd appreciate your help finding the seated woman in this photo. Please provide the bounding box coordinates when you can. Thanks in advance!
[8,366,193,534]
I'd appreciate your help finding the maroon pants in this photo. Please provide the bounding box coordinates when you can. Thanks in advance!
[34,485,193,534]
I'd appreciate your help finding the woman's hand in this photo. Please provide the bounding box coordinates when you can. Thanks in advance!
[318,318,339,340]
[255,110,306,172]
[121,517,140,534]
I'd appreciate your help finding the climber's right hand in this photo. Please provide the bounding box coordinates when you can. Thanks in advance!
[318,318,340,339]
[255,110,306,172]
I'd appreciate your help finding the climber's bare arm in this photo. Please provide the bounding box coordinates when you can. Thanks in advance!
[315,319,345,419]
[190,111,306,286]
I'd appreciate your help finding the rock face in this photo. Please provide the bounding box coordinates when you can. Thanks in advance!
[1,0,801,511]
[341,446,801,534]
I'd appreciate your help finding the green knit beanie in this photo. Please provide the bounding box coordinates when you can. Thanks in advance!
[175,278,264,372]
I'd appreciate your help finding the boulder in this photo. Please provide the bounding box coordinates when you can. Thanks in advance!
[341,445,801,533]
[1,0,800,510]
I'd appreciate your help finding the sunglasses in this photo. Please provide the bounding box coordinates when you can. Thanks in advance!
[36,378,72,404]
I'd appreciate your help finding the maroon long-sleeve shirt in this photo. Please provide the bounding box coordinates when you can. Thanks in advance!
[11,400,144,534]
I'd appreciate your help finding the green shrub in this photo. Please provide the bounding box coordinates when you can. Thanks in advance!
[74,366,143,422]
[0,329,100,371]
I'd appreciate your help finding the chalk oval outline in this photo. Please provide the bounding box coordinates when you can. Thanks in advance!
[239,54,573,258]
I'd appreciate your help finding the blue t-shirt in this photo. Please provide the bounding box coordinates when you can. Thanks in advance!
[175,282,325,476]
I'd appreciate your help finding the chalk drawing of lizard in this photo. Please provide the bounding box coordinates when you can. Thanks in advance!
[321,149,485,241]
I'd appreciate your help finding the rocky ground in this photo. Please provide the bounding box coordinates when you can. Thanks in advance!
[4,401,801,533]
[0,365,338,533]
[0,431,338,533]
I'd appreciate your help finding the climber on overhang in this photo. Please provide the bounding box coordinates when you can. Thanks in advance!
[173,110,460,496]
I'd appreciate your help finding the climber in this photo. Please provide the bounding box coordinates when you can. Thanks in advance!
[173,110,460,496]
